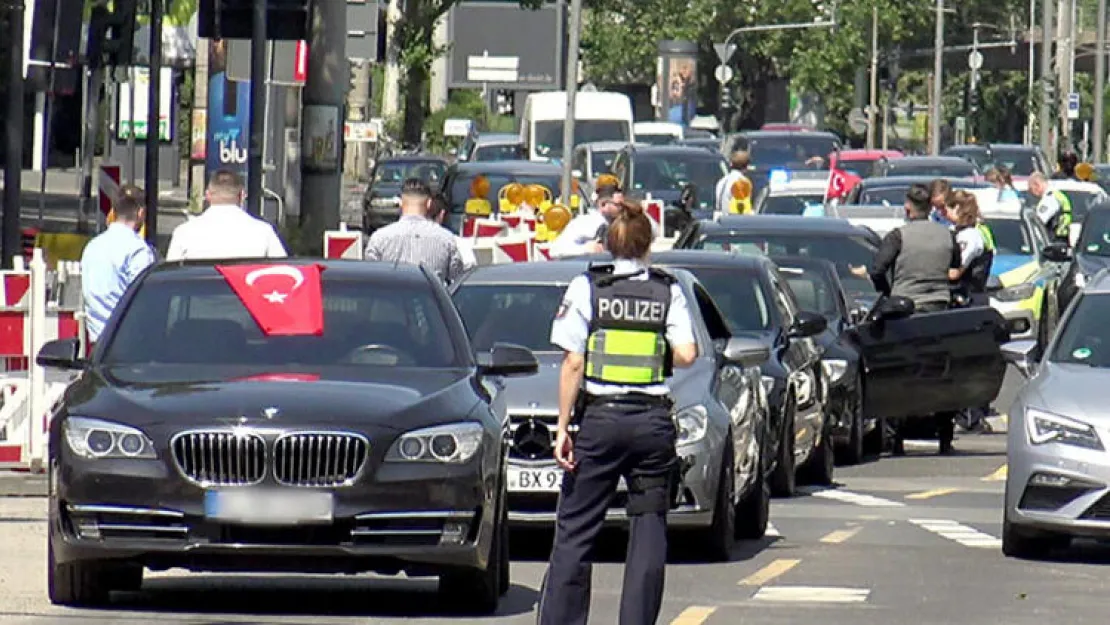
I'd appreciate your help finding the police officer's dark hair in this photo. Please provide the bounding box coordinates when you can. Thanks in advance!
[607,200,654,259]
[114,184,145,221]
[401,178,432,199]
[906,184,931,216]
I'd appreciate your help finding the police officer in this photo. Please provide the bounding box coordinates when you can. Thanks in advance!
[945,190,994,307]
[868,183,962,456]
[1028,172,1073,244]
[537,200,698,625]
[549,181,625,258]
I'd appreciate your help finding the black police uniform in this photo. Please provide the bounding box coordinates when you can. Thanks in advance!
[538,263,681,625]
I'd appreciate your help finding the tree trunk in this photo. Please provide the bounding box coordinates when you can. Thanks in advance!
[402,64,428,147]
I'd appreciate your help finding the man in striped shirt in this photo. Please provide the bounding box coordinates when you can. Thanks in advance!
[364,178,466,284]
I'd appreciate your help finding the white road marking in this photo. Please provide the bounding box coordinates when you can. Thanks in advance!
[909,518,1002,548]
[800,486,906,508]
[752,586,871,603]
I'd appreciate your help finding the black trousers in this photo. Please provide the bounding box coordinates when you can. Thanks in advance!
[537,398,677,625]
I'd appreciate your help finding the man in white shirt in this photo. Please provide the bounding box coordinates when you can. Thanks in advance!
[715,151,751,213]
[550,183,626,258]
[166,170,288,261]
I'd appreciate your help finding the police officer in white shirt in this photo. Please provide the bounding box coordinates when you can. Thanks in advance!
[166,169,287,261]
[549,182,625,258]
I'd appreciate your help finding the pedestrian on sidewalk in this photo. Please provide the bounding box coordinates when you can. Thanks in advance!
[165,170,287,261]
[363,178,466,285]
[80,185,156,348]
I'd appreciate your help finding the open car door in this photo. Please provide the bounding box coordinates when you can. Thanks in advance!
[851,301,1009,418]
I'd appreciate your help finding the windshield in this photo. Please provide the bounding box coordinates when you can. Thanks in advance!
[452,284,561,352]
[105,277,460,368]
[695,233,878,296]
[776,267,840,317]
[885,161,978,177]
[989,149,1040,176]
[989,218,1033,256]
[447,173,561,214]
[837,158,878,179]
[743,136,838,171]
[679,268,773,332]
[591,150,618,177]
[944,150,992,171]
[1077,209,1110,257]
[631,153,727,207]
[637,133,677,146]
[761,194,827,216]
[534,120,630,159]
[373,160,446,186]
[1051,293,1110,367]
[858,182,985,205]
[473,143,524,162]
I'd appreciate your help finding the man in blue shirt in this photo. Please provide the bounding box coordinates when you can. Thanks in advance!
[928,178,955,227]
[80,185,157,344]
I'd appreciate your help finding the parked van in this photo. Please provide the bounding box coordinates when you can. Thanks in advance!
[520,91,634,162]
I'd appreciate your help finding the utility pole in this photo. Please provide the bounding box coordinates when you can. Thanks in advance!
[346,58,371,179]
[1040,0,1055,153]
[1058,0,1074,148]
[930,0,944,155]
[867,4,878,150]
[1096,0,1107,163]
[300,0,346,251]
[37,0,62,228]
[560,0,583,209]
[381,0,401,119]
[1027,0,1036,144]
[144,0,163,245]
[969,25,980,141]
[247,0,267,216]
[3,0,27,268]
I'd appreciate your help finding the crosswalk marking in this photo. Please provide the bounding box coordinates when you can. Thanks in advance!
[739,558,800,586]
[909,518,1001,548]
[820,525,863,544]
[983,464,1007,481]
[752,586,871,603]
[669,606,717,624]
[906,487,961,500]
[800,486,906,508]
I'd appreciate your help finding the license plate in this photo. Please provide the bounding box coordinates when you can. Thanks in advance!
[507,467,563,492]
[204,489,334,525]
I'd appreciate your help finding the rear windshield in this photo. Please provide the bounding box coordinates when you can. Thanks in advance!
[105,277,460,368]
[989,149,1041,176]
[374,160,446,186]
[738,136,838,170]
[452,284,562,352]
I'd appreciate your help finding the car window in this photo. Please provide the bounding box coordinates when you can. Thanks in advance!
[610,153,628,187]
[989,218,1033,256]
[943,149,992,171]
[374,161,446,185]
[691,283,731,342]
[988,149,1039,176]
[777,267,839,317]
[1077,210,1110,257]
[1051,293,1110,367]
[677,267,773,333]
[631,153,727,209]
[533,120,630,159]
[837,158,877,179]
[768,275,797,325]
[473,144,524,162]
[452,284,562,352]
[591,150,618,177]
[742,136,838,170]
[761,194,827,216]
[571,149,586,176]
[106,277,459,368]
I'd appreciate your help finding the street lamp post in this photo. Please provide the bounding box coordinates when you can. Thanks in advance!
[1094,0,1107,163]
[868,4,879,150]
[931,0,944,155]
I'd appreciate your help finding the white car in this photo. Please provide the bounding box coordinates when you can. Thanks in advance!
[752,170,830,216]
[826,203,904,237]
[634,121,684,145]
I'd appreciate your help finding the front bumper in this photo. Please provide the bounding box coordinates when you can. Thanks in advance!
[505,442,717,529]
[992,299,1037,341]
[52,456,495,576]
[1006,437,1110,538]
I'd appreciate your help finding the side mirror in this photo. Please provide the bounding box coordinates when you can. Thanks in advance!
[1041,242,1071,263]
[36,338,85,370]
[868,295,915,322]
[788,310,828,338]
[720,337,770,368]
[476,342,539,377]
[1001,339,1039,379]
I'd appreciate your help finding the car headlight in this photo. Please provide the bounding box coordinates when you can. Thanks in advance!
[674,406,708,446]
[62,417,157,460]
[821,358,848,384]
[993,283,1036,302]
[369,196,400,208]
[386,422,484,464]
[1025,408,1103,450]
[1075,272,1087,288]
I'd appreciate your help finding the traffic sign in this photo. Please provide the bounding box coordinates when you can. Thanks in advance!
[848,108,868,134]
[713,43,736,64]
[1068,92,1080,120]
[968,50,983,70]
[714,65,734,84]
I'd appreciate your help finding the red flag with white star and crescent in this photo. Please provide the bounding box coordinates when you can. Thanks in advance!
[826,167,862,201]
[216,264,325,336]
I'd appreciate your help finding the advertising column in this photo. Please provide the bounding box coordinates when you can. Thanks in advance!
[656,40,698,127]
[205,39,250,180]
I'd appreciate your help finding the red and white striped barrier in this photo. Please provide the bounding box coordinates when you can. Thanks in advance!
[0,250,86,471]
[99,164,121,217]
[323,224,364,259]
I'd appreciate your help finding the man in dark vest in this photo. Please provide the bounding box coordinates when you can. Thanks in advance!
[868,183,962,455]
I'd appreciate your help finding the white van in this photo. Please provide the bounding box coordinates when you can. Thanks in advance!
[520,91,634,162]
[633,121,684,145]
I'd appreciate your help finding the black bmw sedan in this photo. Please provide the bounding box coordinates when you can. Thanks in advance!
[38,259,537,613]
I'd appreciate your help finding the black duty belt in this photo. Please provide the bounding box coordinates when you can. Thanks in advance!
[585,393,673,409]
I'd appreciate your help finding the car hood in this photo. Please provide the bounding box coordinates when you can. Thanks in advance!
[64,365,479,431]
[1076,253,1110,276]
[1026,363,1110,424]
[502,352,714,413]
[991,254,1036,277]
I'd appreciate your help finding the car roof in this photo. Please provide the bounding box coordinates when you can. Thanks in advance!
[701,214,878,236]
[856,175,985,188]
[943,145,990,153]
[455,259,703,286]
[627,145,727,158]
[474,133,521,145]
[379,154,450,164]
[769,254,838,272]
[578,141,638,151]
[838,149,903,159]
[450,161,563,176]
[148,258,433,286]
[885,155,975,165]
[736,130,839,140]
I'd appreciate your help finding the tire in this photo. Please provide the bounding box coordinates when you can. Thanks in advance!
[440,489,505,615]
[802,427,835,486]
[836,376,865,466]
[734,437,770,540]
[862,417,885,457]
[769,396,797,498]
[699,444,736,562]
[47,532,114,607]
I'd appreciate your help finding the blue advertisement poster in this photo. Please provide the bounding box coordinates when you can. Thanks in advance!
[205,39,250,180]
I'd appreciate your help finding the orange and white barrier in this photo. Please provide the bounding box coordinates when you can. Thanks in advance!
[0,250,86,472]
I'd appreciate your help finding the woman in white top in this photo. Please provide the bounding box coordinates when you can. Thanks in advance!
[944,190,993,307]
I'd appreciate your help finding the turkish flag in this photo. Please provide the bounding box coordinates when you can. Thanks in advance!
[216,264,325,336]
[826,168,862,201]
